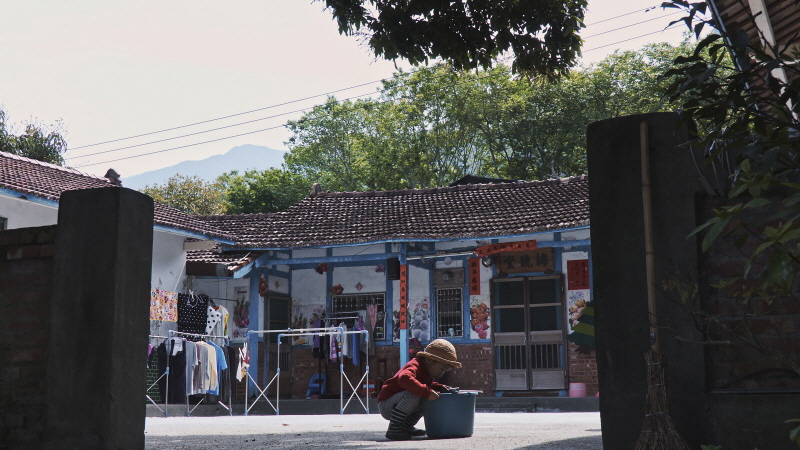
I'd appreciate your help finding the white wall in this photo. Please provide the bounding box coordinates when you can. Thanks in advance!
[331,264,386,295]
[151,231,188,291]
[0,196,58,228]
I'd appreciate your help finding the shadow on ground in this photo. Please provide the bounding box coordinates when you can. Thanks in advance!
[146,431,602,450]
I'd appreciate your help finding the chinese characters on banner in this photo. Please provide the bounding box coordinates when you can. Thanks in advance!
[468,257,481,295]
[567,259,590,290]
[495,248,554,274]
[475,239,537,257]
[399,264,408,329]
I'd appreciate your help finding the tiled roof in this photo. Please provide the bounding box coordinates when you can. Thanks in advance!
[199,175,589,249]
[185,247,260,276]
[0,151,233,241]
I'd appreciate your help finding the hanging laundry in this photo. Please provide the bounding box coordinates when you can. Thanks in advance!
[184,341,198,397]
[237,342,249,382]
[313,318,322,348]
[367,305,378,330]
[206,304,230,345]
[352,330,361,366]
[339,322,349,359]
[207,341,228,396]
[177,293,208,336]
[329,333,338,361]
[150,289,178,322]
[157,339,187,404]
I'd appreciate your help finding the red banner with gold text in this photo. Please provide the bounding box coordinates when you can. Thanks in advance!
[399,264,408,329]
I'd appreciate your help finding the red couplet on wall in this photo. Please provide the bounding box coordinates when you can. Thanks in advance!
[468,257,481,295]
[567,259,590,290]
[399,264,408,329]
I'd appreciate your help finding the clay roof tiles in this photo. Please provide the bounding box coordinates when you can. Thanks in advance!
[199,175,589,249]
[0,151,232,241]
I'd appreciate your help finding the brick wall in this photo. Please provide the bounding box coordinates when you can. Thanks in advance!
[0,226,57,447]
[567,342,598,396]
[249,341,599,398]
[699,196,800,391]
[252,342,496,398]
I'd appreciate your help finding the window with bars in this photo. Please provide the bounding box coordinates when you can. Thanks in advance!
[435,287,463,338]
[332,293,385,340]
[267,350,291,371]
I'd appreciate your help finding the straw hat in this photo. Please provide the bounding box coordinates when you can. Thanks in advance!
[417,339,462,368]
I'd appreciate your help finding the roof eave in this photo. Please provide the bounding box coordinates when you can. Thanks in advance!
[153,224,235,245]
[224,224,591,252]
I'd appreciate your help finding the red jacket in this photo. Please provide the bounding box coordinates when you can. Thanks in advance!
[377,357,445,402]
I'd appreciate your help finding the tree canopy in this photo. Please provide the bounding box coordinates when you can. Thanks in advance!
[141,174,227,215]
[318,0,587,79]
[148,40,695,214]
[281,40,693,193]
[0,109,67,165]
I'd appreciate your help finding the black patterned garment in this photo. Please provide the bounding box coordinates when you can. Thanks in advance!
[177,293,208,337]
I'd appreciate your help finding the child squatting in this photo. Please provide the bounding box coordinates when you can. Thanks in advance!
[376,339,462,440]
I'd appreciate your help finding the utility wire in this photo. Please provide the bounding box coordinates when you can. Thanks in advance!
[584,4,663,26]
[75,14,693,167]
[582,12,682,40]
[71,5,683,154]
[69,79,385,150]
[75,69,511,169]
[583,23,684,52]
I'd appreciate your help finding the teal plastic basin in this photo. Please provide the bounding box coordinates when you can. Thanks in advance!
[423,391,477,439]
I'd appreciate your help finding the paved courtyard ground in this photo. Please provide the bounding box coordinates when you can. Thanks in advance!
[145,412,602,449]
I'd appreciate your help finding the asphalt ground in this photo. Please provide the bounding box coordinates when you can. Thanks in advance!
[144,412,603,449]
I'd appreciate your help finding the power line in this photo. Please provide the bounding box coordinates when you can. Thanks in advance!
[76,125,287,168]
[74,13,693,168]
[584,24,685,52]
[75,69,511,169]
[71,6,682,155]
[582,12,682,40]
[68,79,386,150]
[584,4,662,26]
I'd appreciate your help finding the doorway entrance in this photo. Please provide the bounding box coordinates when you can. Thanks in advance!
[263,295,291,397]
[492,275,566,391]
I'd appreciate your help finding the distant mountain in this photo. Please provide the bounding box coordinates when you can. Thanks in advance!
[122,144,287,190]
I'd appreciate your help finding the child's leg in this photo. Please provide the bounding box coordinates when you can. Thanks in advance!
[379,391,427,440]
[379,390,422,419]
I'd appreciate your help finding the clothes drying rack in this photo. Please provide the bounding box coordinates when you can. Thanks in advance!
[166,330,233,417]
[244,327,370,415]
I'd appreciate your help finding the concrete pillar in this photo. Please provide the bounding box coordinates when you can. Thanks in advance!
[43,188,153,450]
[587,113,708,449]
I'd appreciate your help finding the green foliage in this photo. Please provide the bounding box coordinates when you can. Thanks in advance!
[141,174,227,215]
[664,1,800,297]
[218,169,310,214]
[789,418,800,447]
[319,0,587,79]
[0,108,67,165]
[283,41,693,192]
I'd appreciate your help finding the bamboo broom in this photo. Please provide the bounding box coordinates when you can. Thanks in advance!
[634,120,690,450]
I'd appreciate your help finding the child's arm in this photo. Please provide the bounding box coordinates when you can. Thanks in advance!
[397,370,435,398]
[432,383,457,392]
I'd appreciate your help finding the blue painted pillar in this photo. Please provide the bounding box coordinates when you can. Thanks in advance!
[247,266,262,396]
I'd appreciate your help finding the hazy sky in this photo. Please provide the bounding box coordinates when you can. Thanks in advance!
[0,1,688,178]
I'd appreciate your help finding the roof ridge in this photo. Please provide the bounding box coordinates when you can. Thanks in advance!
[310,175,588,198]
[0,150,108,181]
